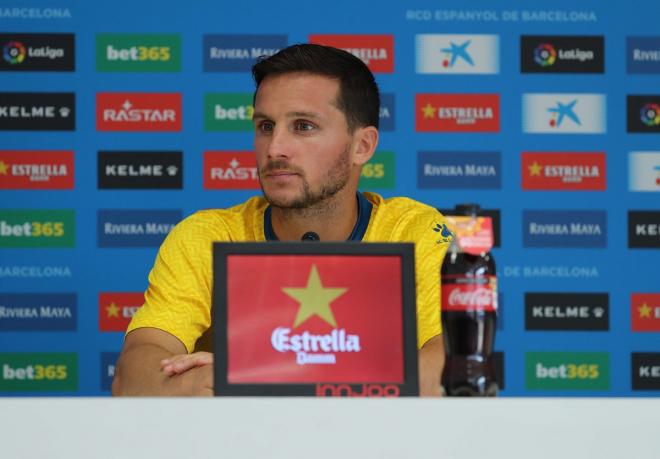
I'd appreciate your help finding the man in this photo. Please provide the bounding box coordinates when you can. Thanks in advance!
[112,44,452,396]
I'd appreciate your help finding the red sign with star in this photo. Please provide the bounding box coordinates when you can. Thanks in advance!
[521,152,606,191]
[415,93,499,132]
[0,150,74,189]
[225,255,405,383]
[631,293,660,332]
[99,292,144,332]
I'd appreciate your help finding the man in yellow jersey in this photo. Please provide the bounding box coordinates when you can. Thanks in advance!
[112,44,453,396]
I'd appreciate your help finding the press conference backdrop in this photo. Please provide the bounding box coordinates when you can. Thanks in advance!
[0,0,659,396]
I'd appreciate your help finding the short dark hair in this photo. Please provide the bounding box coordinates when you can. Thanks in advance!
[252,43,380,131]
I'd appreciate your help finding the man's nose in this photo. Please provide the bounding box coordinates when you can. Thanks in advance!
[266,126,290,159]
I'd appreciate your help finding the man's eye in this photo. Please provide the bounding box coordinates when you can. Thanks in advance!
[259,122,274,132]
[295,121,315,132]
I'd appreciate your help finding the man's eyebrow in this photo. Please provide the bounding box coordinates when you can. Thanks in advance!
[252,111,322,120]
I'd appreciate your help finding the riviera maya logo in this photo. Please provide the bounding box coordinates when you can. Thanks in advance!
[547,99,580,128]
[3,41,26,64]
[640,103,660,127]
[534,43,556,67]
[441,40,473,68]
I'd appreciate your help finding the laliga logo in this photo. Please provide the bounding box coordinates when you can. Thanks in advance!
[3,41,26,65]
[640,103,660,127]
[534,43,556,67]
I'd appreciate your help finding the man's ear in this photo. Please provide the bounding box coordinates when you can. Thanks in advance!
[352,126,379,166]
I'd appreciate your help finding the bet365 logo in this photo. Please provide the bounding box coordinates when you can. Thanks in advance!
[526,352,609,390]
[96,34,180,71]
[359,151,395,189]
[0,210,74,247]
[0,353,77,391]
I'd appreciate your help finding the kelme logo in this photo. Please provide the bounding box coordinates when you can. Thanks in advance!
[96,34,180,72]
[0,210,74,248]
[359,151,395,189]
[525,352,609,390]
[0,352,77,392]
[204,93,253,131]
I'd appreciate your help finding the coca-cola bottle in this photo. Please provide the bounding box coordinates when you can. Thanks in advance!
[441,204,498,396]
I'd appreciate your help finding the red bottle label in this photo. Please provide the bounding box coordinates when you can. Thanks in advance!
[441,275,498,312]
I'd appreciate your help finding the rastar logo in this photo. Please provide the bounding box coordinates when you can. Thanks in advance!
[204,93,254,131]
[522,152,606,191]
[631,293,660,332]
[0,33,74,71]
[309,34,393,73]
[204,151,259,189]
[0,150,74,189]
[99,292,144,332]
[0,353,77,391]
[525,352,610,390]
[96,93,181,131]
[415,34,499,74]
[416,94,499,132]
[96,34,180,72]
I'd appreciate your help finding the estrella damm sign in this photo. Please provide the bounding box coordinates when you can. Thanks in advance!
[96,34,180,72]
[359,151,395,189]
[0,352,77,391]
[0,209,74,248]
[204,93,254,131]
[525,352,609,390]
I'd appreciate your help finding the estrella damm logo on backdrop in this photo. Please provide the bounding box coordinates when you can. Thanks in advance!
[309,34,393,73]
[379,93,395,131]
[418,151,501,189]
[96,34,180,71]
[520,35,604,73]
[629,152,660,191]
[416,94,499,132]
[100,352,119,391]
[631,353,660,390]
[525,352,609,390]
[0,33,74,71]
[0,353,77,392]
[98,151,182,189]
[0,209,74,248]
[99,292,144,332]
[96,93,181,131]
[359,151,395,189]
[525,292,609,331]
[523,210,606,248]
[204,93,254,131]
[631,293,660,332]
[204,151,259,190]
[415,34,499,74]
[0,293,76,331]
[97,209,181,247]
[0,92,75,131]
[627,37,660,74]
[627,95,660,133]
[521,152,606,191]
[0,150,74,189]
[203,34,287,72]
[522,93,606,134]
[628,211,660,248]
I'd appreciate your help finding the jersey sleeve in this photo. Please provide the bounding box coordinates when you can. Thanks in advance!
[126,212,226,353]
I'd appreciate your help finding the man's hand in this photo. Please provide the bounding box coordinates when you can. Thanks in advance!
[161,352,214,376]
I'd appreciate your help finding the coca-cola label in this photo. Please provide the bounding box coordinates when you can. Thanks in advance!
[445,215,494,255]
[442,275,498,312]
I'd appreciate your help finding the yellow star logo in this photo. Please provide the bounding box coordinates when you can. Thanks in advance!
[0,161,8,175]
[421,103,436,119]
[529,161,542,176]
[106,302,120,318]
[282,265,347,328]
[639,303,652,319]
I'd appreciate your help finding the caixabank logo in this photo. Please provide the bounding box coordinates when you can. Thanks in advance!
[525,292,609,331]
[96,93,181,131]
[97,209,181,247]
[522,93,606,134]
[631,293,660,332]
[359,151,395,190]
[627,37,660,74]
[0,353,77,392]
[627,95,660,133]
[628,152,660,192]
[632,353,660,390]
[379,93,395,131]
[99,292,143,332]
[522,152,606,191]
[203,34,287,72]
[416,94,499,132]
[96,34,180,72]
[98,151,182,189]
[523,210,606,248]
[0,150,74,189]
[415,34,499,74]
[0,33,74,71]
[0,92,74,131]
[628,211,660,248]
[0,293,76,331]
[0,209,74,248]
[101,352,119,392]
[204,93,253,131]
[521,35,604,73]
[526,352,609,390]
[418,151,501,189]
[309,34,393,73]
[204,151,259,190]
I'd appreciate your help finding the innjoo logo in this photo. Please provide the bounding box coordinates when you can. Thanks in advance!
[309,34,393,73]
[96,93,181,131]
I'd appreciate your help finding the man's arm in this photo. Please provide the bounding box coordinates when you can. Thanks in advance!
[418,334,445,397]
[112,328,213,396]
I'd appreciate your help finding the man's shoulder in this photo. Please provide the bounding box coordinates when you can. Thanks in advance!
[364,191,442,219]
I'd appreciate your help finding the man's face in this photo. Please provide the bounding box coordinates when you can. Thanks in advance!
[253,72,355,209]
